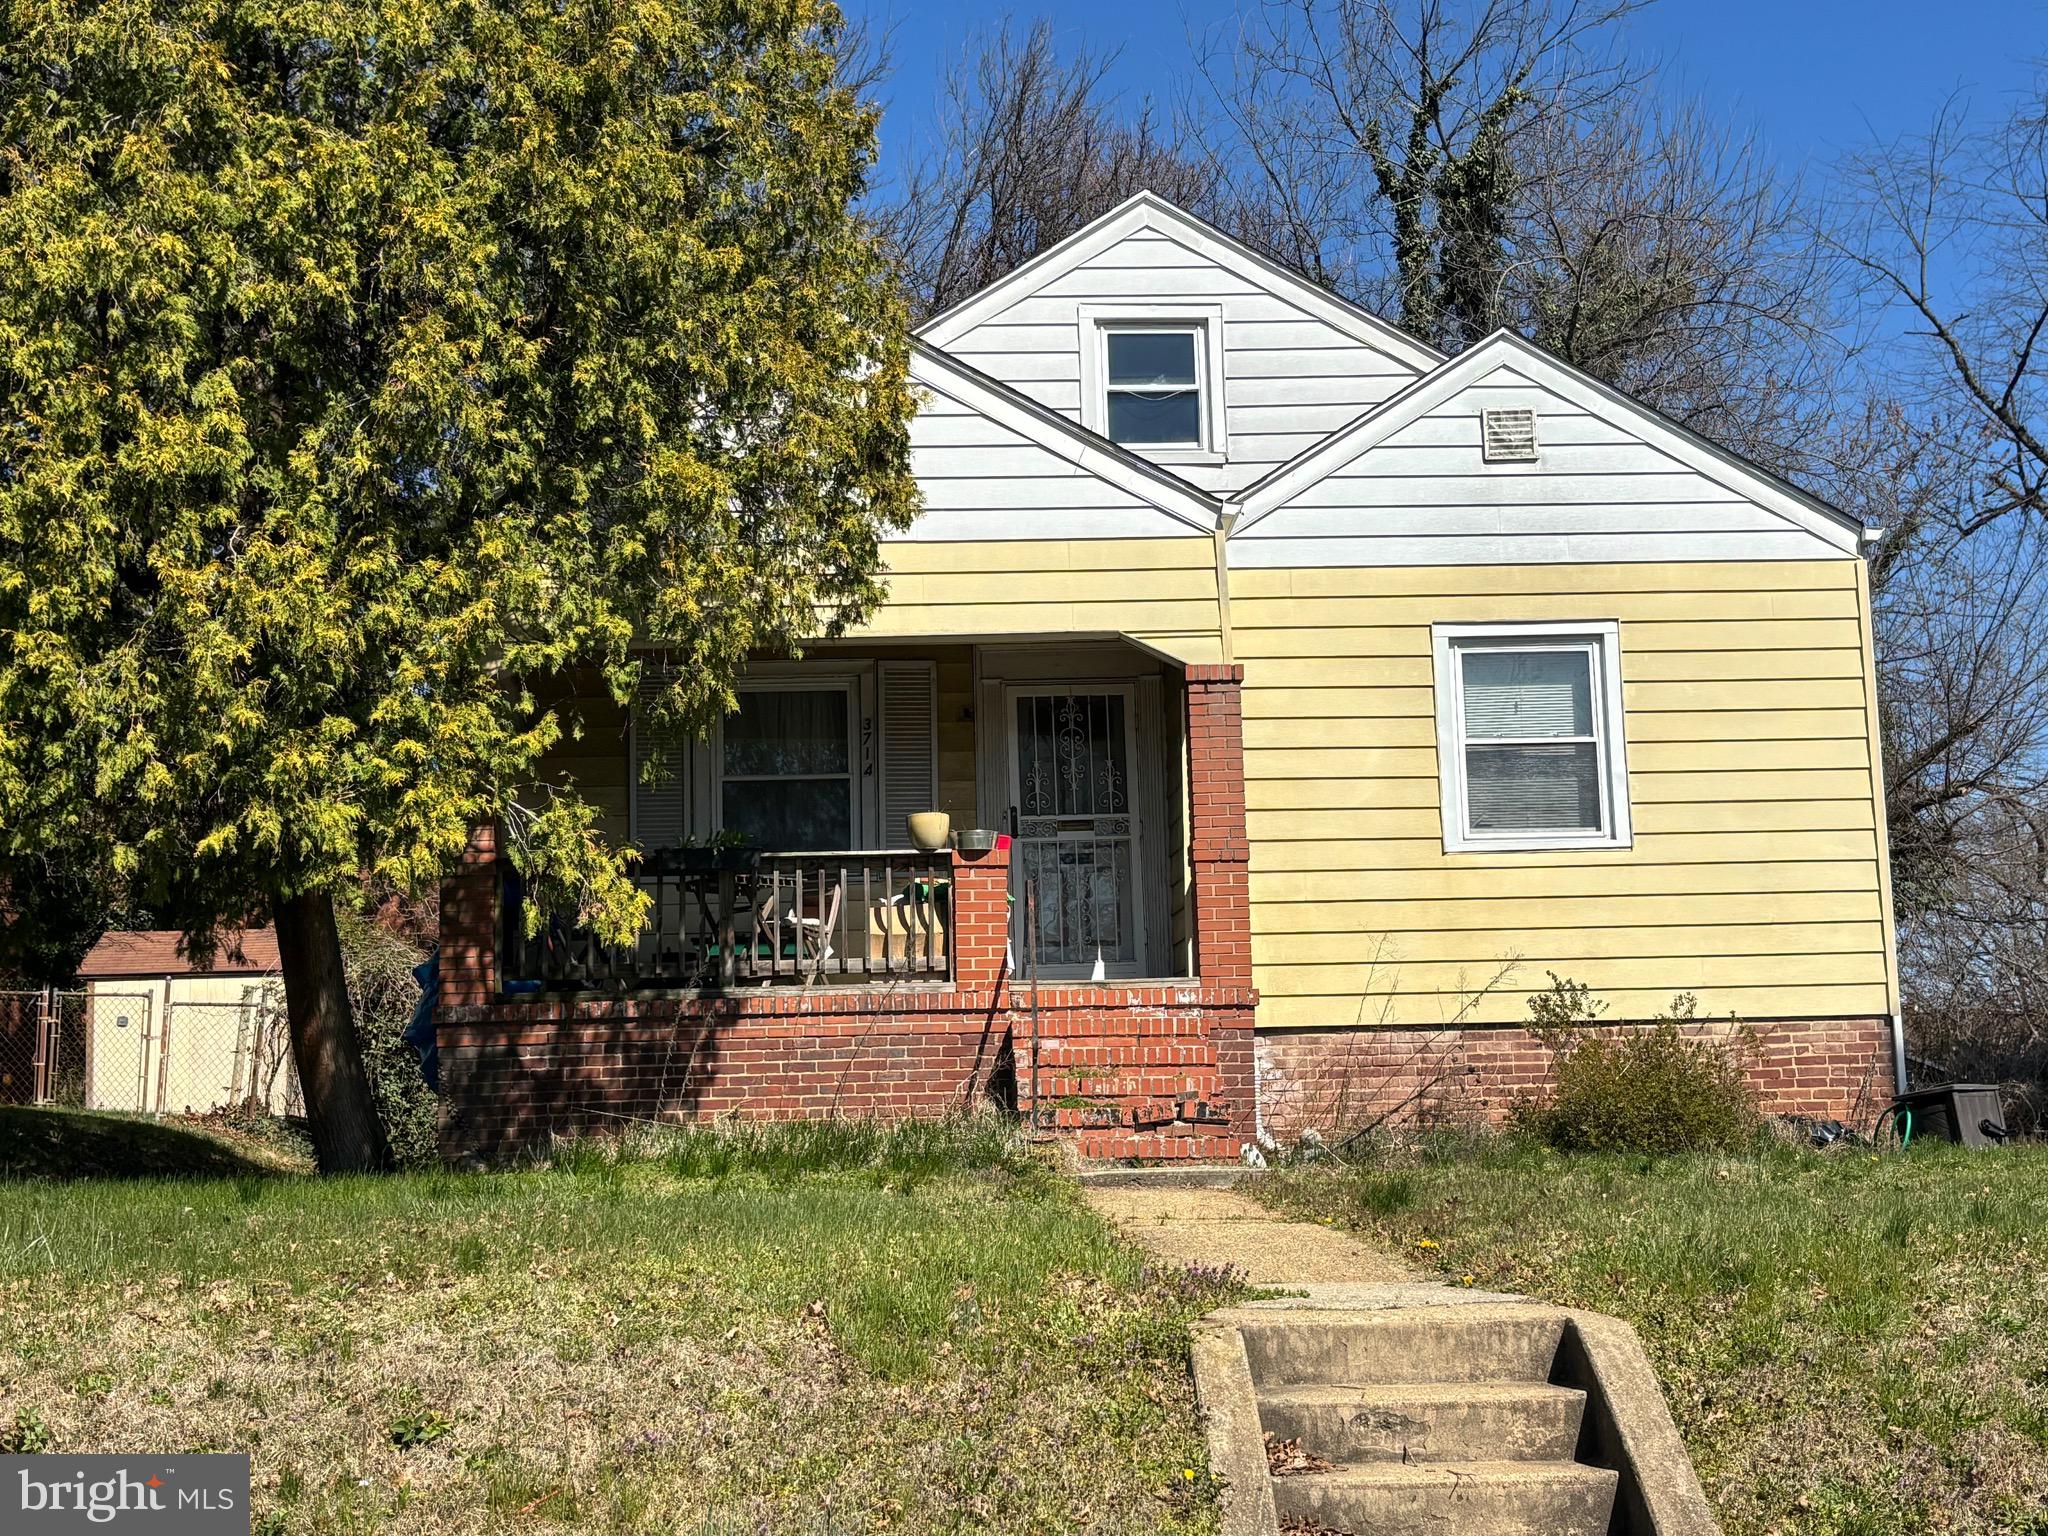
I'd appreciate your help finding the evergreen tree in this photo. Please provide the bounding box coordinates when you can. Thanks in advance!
[0,0,917,1168]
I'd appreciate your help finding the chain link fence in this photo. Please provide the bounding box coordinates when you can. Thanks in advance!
[0,987,301,1117]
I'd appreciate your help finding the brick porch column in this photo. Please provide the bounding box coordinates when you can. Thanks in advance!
[1185,663,1252,991]
[1187,663,1257,1144]
[438,819,501,1009]
[949,840,1012,991]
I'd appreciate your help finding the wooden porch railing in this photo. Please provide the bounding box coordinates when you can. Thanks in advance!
[500,849,953,993]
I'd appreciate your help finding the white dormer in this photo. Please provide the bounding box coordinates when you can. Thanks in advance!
[918,193,1440,493]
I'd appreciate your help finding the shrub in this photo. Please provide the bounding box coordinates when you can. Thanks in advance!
[1514,975,1762,1154]
[336,913,441,1169]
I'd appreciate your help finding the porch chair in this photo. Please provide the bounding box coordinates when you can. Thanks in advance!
[780,876,842,986]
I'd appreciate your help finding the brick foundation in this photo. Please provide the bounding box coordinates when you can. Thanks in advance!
[439,990,1007,1161]
[438,970,1260,1162]
[438,832,1261,1163]
[1253,1015,1899,1143]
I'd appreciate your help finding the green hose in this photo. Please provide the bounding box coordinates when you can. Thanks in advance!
[1876,1103,1913,1148]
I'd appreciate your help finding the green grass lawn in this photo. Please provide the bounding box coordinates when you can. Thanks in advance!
[0,1112,1238,1535]
[1256,1140,2048,1536]
[0,1104,312,1180]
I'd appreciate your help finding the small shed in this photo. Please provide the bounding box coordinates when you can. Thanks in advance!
[78,930,295,1115]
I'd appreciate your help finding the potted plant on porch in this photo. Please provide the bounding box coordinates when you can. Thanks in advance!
[906,811,952,851]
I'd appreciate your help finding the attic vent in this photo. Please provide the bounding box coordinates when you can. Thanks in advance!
[1482,408,1539,463]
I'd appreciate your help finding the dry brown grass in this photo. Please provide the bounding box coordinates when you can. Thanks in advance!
[1258,1139,2048,1536]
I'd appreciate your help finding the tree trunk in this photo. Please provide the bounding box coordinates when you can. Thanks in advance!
[274,889,393,1173]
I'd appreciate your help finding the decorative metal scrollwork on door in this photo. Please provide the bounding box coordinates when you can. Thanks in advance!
[1012,691,1140,972]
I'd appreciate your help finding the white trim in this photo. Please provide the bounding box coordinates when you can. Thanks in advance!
[1231,330,1863,554]
[910,343,1224,533]
[918,191,1442,374]
[1430,620,1633,855]
[1077,303,1228,462]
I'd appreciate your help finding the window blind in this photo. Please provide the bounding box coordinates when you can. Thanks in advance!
[1466,743,1603,832]
[1460,649,1593,739]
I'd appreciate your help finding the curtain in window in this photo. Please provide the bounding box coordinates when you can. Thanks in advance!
[721,689,852,849]
[1460,649,1603,833]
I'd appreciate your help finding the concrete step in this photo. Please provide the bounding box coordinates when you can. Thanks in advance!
[1259,1380,1587,1463]
[1271,1458,1619,1536]
[1238,1307,1568,1387]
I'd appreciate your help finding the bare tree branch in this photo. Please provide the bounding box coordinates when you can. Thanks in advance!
[873,18,1266,321]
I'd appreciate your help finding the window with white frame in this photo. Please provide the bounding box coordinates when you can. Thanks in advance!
[1431,623,1631,852]
[719,684,857,850]
[1080,306,1227,459]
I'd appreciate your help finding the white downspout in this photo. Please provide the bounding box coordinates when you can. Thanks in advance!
[1211,513,1237,665]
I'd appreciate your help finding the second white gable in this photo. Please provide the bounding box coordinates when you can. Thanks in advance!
[1230,338,1865,568]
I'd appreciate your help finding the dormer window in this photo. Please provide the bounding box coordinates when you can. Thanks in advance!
[1105,329,1201,446]
[1080,304,1227,462]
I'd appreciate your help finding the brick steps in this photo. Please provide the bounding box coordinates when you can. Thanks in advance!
[1025,1021,1243,1161]
[1075,1130,1245,1161]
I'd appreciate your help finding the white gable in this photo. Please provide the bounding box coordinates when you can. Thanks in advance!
[919,194,1437,495]
[1229,332,1867,567]
[901,344,1221,542]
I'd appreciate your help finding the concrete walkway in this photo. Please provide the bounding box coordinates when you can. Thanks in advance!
[1082,1180,1419,1286]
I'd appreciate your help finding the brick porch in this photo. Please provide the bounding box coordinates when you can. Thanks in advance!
[435,664,1261,1163]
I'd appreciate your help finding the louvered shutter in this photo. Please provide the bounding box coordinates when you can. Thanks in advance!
[631,669,690,849]
[876,661,938,848]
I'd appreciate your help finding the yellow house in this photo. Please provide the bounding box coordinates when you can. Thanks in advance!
[437,194,1898,1161]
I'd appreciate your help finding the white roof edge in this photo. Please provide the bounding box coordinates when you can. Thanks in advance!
[916,191,1444,374]
[1228,329,1865,554]
[910,341,1223,533]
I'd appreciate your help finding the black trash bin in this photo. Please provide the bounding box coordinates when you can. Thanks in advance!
[1890,1082,2008,1147]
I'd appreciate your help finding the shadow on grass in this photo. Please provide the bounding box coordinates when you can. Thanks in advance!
[0,1105,310,1182]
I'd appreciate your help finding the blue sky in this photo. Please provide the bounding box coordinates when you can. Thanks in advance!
[848,0,2044,188]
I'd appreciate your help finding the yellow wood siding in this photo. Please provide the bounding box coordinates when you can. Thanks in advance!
[865,537,1225,663]
[1233,558,1896,1025]
[932,649,977,828]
